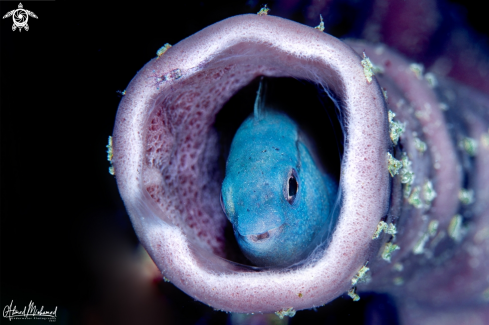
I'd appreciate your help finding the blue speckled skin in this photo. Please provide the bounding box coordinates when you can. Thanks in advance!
[221,83,337,267]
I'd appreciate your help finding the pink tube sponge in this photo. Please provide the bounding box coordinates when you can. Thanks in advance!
[112,14,389,313]
[111,13,489,320]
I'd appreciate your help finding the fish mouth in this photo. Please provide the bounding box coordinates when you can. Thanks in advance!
[249,231,270,242]
[244,224,284,243]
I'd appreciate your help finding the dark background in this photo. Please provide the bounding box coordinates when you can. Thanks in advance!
[1,1,487,324]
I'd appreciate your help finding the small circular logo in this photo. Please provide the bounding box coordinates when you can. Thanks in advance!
[2,3,38,32]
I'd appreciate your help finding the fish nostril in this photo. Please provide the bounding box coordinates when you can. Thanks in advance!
[249,231,270,242]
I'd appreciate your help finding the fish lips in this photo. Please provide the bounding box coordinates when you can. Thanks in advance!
[237,224,293,267]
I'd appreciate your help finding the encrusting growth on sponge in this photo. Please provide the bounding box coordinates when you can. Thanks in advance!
[257,5,270,16]
[347,288,360,301]
[408,186,423,209]
[314,15,324,32]
[423,180,437,207]
[400,154,415,198]
[275,307,295,319]
[399,155,414,184]
[428,220,439,237]
[382,242,400,262]
[106,136,115,176]
[361,52,375,83]
[388,110,405,145]
[414,136,427,153]
[448,214,464,242]
[156,43,172,58]
[409,63,424,80]
[387,153,402,177]
[351,264,370,286]
[372,221,397,239]
[424,72,438,88]
[459,189,474,205]
[412,233,430,255]
[460,136,478,157]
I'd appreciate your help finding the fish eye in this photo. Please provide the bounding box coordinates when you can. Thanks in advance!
[286,170,299,204]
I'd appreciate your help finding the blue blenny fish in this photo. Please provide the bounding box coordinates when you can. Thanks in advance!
[221,79,337,267]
